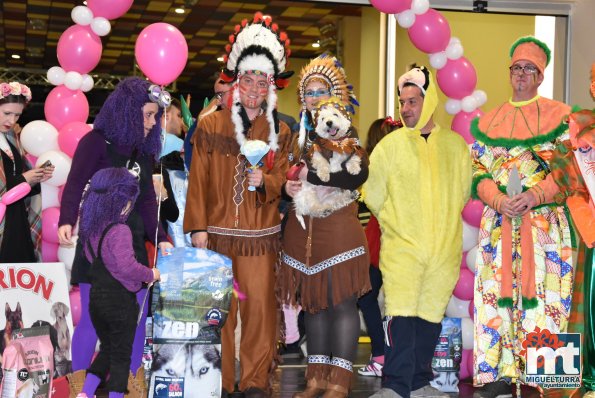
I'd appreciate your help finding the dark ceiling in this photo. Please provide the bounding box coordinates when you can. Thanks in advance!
[0,0,363,97]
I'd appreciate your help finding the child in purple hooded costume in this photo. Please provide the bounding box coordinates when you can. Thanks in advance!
[58,77,173,397]
[76,167,160,398]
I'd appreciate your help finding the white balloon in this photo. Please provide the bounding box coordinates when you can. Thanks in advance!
[445,99,462,115]
[411,0,430,15]
[20,121,59,157]
[445,42,464,60]
[71,6,93,26]
[47,66,65,86]
[35,150,72,187]
[449,37,461,46]
[58,236,78,272]
[462,221,479,252]
[446,296,471,318]
[462,317,474,350]
[461,95,478,113]
[466,246,478,273]
[396,10,416,29]
[41,183,60,210]
[64,71,83,91]
[80,75,94,92]
[91,17,111,36]
[429,52,447,70]
[472,90,488,107]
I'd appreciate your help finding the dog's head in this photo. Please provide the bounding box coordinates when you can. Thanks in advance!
[311,98,352,141]
[5,302,24,331]
[51,302,69,325]
[152,344,221,390]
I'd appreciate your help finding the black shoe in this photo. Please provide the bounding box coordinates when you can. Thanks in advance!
[221,388,230,398]
[243,387,268,398]
[473,380,513,398]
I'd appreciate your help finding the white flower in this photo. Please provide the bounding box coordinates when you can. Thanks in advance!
[8,82,21,96]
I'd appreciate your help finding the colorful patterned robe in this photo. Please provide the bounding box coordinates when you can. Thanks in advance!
[470,96,574,384]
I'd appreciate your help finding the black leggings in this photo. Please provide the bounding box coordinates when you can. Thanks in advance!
[304,271,360,362]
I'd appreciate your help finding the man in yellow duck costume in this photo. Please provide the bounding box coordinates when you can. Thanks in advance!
[365,66,471,398]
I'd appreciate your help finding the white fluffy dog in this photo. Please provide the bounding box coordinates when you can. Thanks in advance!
[293,98,364,228]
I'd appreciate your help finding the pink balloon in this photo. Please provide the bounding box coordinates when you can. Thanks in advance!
[2,182,32,205]
[468,299,474,320]
[44,86,89,130]
[453,268,474,301]
[69,288,82,326]
[451,109,484,144]
[42,207,61,244]
[42,240,59,262]
[135,23,188,86]
[462,199,484,227]
[25,154,37,167]
[87,0,133,20]
[58,121,92,158]
[437,57,477,99]
[370,0,412,14]
[460,349,473,380]
[408,9,451,54]
[57,25,102,74]
[0,203,6,222]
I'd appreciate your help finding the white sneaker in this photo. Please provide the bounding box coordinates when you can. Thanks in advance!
[358,359,383,377]
[411,385,450,397]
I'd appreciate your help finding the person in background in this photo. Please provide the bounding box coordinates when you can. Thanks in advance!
[357,117,401,378]
[75,167,160,398]
[184,79,233,170]
[0,81,54,262]
[58,77,173,398]
[471,36,573,398]
[154,98,188,246]
[365,66,471,398]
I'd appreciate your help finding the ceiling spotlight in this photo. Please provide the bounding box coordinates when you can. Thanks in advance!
[174,7,185,14]
[83,1,87,4]
[312,41,320,48]
[217,56,224,62]
[11,54,21,59]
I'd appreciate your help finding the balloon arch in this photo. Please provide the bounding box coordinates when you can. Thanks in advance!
[370,0,484,379]
[20,0,188,326]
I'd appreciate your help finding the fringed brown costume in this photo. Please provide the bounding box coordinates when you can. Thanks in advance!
[184,108,290,393]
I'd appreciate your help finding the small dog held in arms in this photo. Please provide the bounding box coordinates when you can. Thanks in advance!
[291,98,365,229]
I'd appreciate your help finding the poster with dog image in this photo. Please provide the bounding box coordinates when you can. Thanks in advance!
[0,262,73,380]
[149,248,232,398]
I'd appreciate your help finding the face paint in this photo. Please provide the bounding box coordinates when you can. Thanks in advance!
[238,74,268,110]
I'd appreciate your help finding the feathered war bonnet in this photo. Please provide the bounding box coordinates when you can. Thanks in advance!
[297,53,359,148]
[219,12,293,152]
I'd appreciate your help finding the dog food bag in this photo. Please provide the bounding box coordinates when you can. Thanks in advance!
[152,247,233,345]
[0,326,54,398]
[430,317,462,393]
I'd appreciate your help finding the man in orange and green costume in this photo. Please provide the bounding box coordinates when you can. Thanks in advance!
[470,36,573,398]
[550,65,595,397]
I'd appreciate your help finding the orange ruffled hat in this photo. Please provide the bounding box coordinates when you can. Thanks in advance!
[509,36,551,74]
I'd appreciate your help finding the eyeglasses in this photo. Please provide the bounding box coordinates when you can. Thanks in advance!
[214,91,228,100]
[304,89,330,98]
[509,64,538,75]
[148,85,172,108]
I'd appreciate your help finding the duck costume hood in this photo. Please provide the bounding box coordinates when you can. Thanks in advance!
[397,65,437,132]
[218,12,293,152]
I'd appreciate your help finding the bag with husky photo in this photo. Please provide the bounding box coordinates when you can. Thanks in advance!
[430,317,462,393]
[149,247,232,398]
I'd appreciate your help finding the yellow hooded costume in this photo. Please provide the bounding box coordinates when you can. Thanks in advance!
[363,67,472,323]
